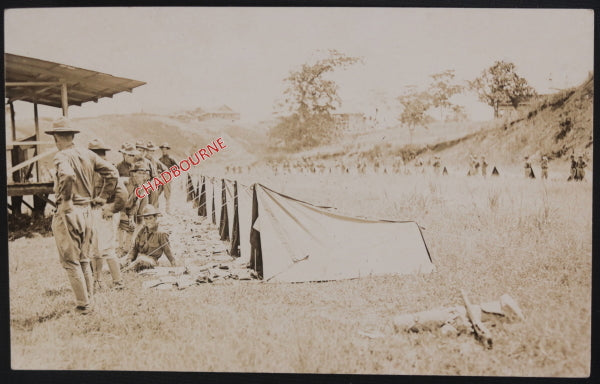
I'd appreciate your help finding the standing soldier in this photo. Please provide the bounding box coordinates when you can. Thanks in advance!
[118,157,150,256]
[136,140,164,209]
[540,156,549,180]
[575,155,587,181]
[432,156,441,175]
[467,154,475,176]
[481,155,488,177]
[568,154,577,181]
[88,138,127,290]
[115,142,138,177]
[45,117,118,314]
[524,156,535,178]
[158,142,178,214]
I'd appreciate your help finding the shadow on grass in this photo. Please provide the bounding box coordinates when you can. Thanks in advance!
[8,213,53,241]
[11,307,72,331]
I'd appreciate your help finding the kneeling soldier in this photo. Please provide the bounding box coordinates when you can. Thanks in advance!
[121,205,178,272]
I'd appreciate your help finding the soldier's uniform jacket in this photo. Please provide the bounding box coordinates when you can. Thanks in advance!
[92,172,128,214]
[159,154,178,169]
[129,225,175,264]
[145,155,169,179]
[124,178,148,224]
[53,145,118,205]
[541,159,548,169]
[116,160,132,177]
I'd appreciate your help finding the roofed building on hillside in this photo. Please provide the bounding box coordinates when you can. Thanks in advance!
[333,113,367,133]
[197,105,240,121]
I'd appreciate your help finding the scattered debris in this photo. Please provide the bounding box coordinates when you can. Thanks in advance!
[358,330,385,339]
[393,292,524,348]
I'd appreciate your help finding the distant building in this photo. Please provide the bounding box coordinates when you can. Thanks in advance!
[333,113,367,132]
[197,105,240,121]
[497,95,548,118]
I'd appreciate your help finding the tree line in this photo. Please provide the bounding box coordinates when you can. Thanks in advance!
[269,51,537,150]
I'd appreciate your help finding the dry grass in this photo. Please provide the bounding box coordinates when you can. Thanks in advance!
[9,171,591,376]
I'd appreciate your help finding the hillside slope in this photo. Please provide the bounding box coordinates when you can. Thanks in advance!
[432,75,593,166]
[9,113,269,179]
[272,75,593,169]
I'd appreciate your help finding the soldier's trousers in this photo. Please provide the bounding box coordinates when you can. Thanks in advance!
[90,207,122,284]
[117,212,135,255]
[162,181,172,212]
[51,205,94,308]
[148,188,160,209]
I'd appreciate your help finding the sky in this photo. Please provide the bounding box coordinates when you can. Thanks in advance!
[4,7,595,123]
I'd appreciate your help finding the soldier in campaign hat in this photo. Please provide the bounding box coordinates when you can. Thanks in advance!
[118,156,150,256]
[121,204,178,272]
[116,142,140,177]
[159,142,177,213]
[140,140,168,210]
[88,138,127,290]
[540,156,549,180]
[46,117,119,314]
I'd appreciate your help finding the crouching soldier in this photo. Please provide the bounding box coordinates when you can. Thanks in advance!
[88,138,128,290]
[121,205,178,272]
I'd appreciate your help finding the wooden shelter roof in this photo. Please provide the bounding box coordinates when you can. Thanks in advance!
[5,53,146,108]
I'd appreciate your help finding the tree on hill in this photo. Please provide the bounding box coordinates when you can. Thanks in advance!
[269,50,363,150]
[397,86,434,144]
[470,61,537,118]
[428,69,464,121]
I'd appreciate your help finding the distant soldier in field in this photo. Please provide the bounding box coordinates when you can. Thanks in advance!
[415,157,424,174]
[467,154,475,176]
[480,156,488,177]
[524,156,535,178]
[88,138,127,290]
[540,156,549,180]
[432,156,441,175]
[121,205,178,272]
[567,154,577,181]
[575,155,587,181]
[473,156,480,175]
[46,117,118,314]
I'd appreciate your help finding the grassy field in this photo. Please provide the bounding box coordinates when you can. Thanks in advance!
[9,170,591,376]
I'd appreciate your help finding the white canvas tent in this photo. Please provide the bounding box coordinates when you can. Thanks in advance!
[249,184,434,283]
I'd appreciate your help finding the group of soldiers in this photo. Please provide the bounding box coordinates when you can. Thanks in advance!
[45,117,180,315]
[568,154,588,181]
[524,154,587,181]
[467,155,489,177]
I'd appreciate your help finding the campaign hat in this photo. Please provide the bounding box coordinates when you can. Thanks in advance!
[44,116,80,135]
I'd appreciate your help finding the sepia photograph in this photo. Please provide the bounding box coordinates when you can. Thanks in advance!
[4,7,593,376]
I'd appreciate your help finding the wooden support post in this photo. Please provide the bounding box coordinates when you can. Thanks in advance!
[9,101,16,141]
[9,102,22,214]
[61,82,68,117]
[33,194,49,217]
[34,102,40,181]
